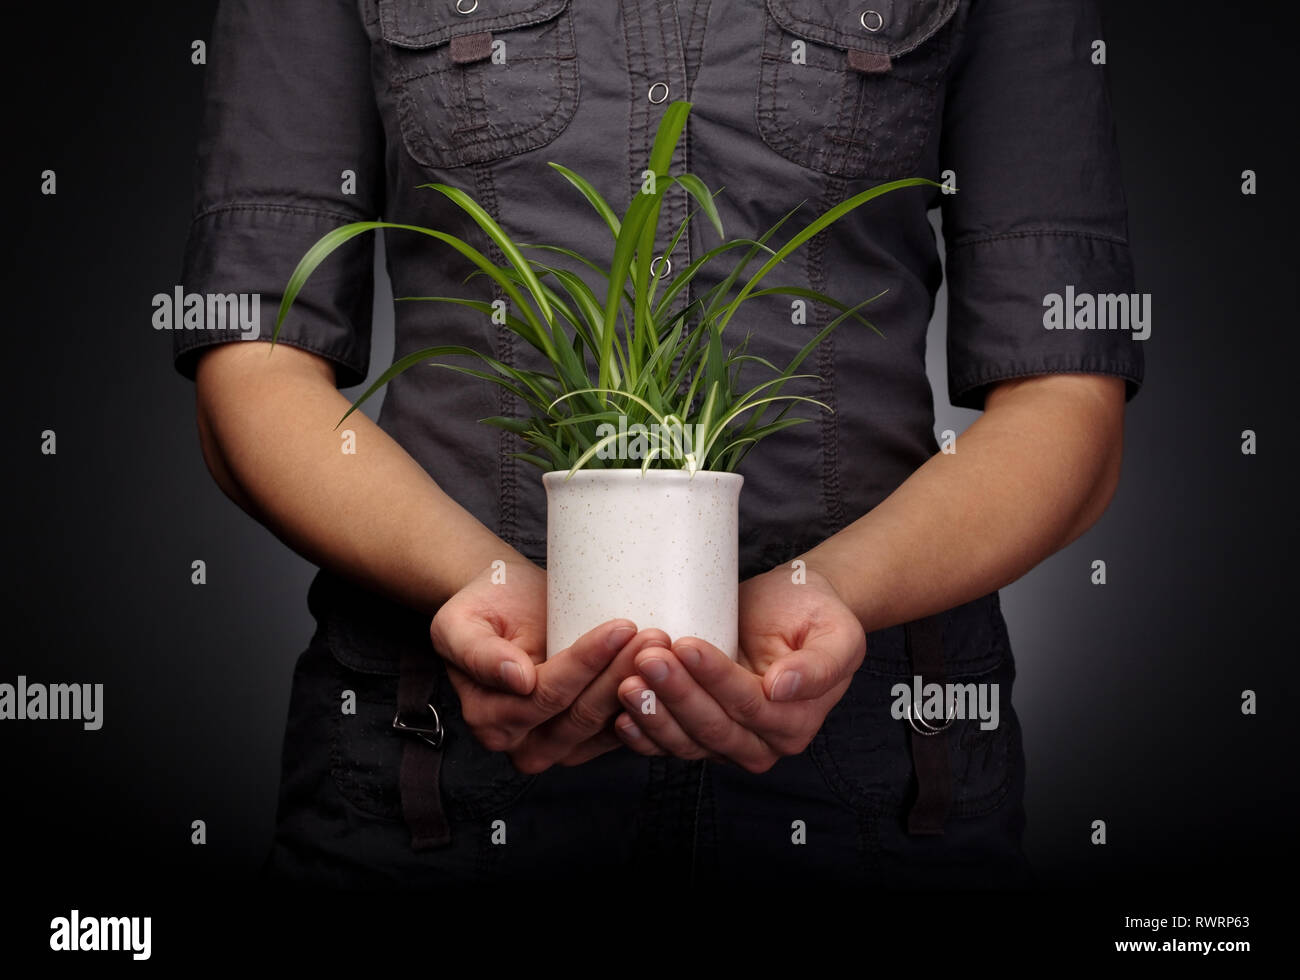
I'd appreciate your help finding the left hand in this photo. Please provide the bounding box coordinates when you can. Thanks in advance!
[613,563,867,772]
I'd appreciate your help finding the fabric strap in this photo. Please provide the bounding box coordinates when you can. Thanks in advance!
[396,648,451,850]
[848,48,892,74]
[903,614,952,835]
[449,31,494,64]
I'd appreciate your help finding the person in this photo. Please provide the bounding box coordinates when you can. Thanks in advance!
[176,0,1142,887]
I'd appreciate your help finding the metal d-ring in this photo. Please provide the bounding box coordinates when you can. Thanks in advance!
[905,699,956,735]
[393,703,445,749]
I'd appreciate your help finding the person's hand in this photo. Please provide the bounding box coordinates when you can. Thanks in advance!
[612,563,866,772]
[429,559,667,773]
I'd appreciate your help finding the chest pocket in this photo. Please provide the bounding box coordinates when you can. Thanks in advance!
[378,0,579,169]
[756,0,961,179]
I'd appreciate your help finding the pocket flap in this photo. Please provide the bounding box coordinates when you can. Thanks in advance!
[379,0,570,49]
[766,0,958,58]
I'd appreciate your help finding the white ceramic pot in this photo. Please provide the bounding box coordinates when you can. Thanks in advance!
[542,469,743,659]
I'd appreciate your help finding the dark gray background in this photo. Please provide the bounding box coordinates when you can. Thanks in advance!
[4,1,1294,891]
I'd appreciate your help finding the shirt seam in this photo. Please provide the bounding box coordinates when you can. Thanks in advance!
[946,228,1129,253]
[950,358,1143,400]
[190,202,372,225]
[174,334,366,386]
[470,160,519,550]
[807,173,846,533]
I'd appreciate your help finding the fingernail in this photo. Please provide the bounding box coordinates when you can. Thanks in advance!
[606,625,636,652]
[676,643,700,668]
[772,670,802,702]
[500,660,526,693]
[619,720,643,740]
[640,658,669,684]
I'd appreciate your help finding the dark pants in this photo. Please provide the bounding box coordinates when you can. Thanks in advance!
[263,573,1029,888]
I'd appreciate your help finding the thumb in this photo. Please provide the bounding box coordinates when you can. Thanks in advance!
[431,612,538,696]
[761,629,863,703]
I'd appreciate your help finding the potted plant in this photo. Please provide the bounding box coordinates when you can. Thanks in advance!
[273,101,930,659]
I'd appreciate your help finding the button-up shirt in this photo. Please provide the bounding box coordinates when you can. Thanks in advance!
[175,0,1143,582]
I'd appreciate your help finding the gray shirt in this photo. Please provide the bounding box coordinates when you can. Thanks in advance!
[175,0,1142,582]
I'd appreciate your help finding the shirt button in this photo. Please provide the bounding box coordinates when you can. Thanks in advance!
[651,255,672,279]
[648,82,670,105]
[455,0,478,14]
[860,9,884,32]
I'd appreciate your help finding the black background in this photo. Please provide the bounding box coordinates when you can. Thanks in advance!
[3,0,1295,953]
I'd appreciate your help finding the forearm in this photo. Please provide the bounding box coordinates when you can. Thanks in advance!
[800,374,1126,633]
[193,341,522,617]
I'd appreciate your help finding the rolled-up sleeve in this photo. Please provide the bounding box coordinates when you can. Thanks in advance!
[174,0,383,387]
[939,0,1144,410]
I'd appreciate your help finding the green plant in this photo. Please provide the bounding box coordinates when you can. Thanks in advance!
[272,101,932,475]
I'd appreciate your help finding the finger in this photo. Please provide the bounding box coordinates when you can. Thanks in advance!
[758,628,864,703]
[616,664,714,761]
[613,711,666,757]
[447,619,639,752]
[523,619,637,721]
[443,661,473,695]
[519,629,672,767]
[433,614,537,696]
[675,638,816,757]
[674,637,788,732]
[634,644,772,768]
[443,663,523,754]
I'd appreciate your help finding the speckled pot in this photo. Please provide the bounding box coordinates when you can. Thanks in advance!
[542,469,743,659]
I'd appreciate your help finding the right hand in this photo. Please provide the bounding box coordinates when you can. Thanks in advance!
[429,559,670,774]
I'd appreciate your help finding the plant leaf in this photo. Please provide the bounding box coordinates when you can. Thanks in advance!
[547,162,621,238]
[418,182,555,329]
[717,177,937,333]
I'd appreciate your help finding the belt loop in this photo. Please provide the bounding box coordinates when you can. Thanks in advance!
[903,614,952,835]
[394,647,452,850]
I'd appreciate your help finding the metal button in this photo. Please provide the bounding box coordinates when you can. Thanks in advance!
[651,255,672,279]
[648,81,670,104]
[860,9,884,31]
[455,0,478,14]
